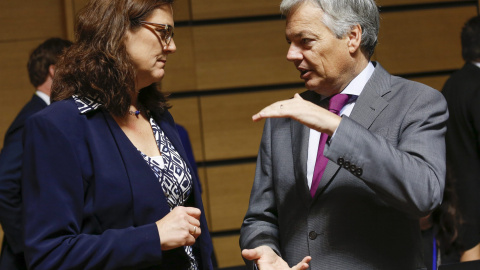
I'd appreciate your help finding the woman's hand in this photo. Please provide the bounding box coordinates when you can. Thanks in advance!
[155,206,202,250]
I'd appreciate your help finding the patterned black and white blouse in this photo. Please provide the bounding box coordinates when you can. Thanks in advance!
[73,95,198,270]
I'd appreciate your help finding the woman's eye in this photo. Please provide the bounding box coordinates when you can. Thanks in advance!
[156,29,167,38]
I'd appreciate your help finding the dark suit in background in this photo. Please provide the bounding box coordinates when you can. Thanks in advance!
[0,94,47,270]
[0,37,72,270]
[442,62,480,251]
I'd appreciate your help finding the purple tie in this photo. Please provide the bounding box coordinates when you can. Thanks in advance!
[310,94,350,197]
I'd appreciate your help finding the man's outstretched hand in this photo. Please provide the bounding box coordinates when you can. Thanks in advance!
[242,245,311,270]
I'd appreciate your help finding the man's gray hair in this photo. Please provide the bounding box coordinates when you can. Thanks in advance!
[280,0,379,58]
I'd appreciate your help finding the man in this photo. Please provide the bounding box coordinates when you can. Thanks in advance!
[0,37,72,269]
[239,0,448,269]
[442,15,480,262]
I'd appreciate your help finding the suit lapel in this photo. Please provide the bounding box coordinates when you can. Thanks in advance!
[349,63,390,129]
[315,62,391,198]
[102,110,171,225]
[292,91,330,205]
[291,118,312,206]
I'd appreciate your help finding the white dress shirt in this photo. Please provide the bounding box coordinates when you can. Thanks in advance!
[307,62,375,189]
[35,90,50,105]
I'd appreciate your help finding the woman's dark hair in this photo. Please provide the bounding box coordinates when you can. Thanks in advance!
[51,0,174,116]
[432,165,464,256]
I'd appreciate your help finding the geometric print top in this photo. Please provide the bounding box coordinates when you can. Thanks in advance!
[139,118,198,270]
[72,95,198,270]
[139,117,193,210]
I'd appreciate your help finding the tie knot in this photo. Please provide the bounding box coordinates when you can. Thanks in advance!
[328,94,350,115]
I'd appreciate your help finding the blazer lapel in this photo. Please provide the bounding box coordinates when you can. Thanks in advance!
[102,110,171,225]
[292,91,331,204]
[316,62,391,197]
[291,118,312,206]
[349,63,391,129]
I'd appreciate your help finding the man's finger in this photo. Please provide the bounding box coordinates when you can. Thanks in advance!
[241,248,262,261]
[292,256,311,270]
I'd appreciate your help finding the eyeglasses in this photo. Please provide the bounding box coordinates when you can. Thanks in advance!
[140,21,174,49]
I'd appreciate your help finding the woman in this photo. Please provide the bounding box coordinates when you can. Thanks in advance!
[21,0,213,269]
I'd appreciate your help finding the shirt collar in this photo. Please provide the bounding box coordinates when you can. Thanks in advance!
[340,61,375,97]
[35,90,51,105]
[73,95,103,114]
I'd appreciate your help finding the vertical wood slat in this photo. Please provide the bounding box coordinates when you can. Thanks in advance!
[376,0,474,6]
[193,20,301,91]
[212,235,245,268]
[64,0,75,41]
[376,6,477,74]
[0,0,66,42]
[201,88,303,161]
[190,0,279,20]
[168,97,204,162]
[206,163,256,232]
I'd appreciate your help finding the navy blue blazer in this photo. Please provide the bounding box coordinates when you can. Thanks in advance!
[0,94,47,270]
[21,98,213,270]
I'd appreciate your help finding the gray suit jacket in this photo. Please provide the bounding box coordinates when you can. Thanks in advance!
[240,62,448,270]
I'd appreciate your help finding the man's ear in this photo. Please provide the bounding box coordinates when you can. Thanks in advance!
[347,24,362,54]
[48,64,55,78]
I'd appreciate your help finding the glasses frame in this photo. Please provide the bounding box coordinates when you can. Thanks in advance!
[140,21,174,49]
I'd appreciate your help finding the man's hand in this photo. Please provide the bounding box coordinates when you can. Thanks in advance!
[252,93,341,136]
[242,245,311,270]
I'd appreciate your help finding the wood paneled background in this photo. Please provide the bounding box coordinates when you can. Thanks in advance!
[0,0,478,268]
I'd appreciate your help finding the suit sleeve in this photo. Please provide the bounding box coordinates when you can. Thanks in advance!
[469,86,480,150]
[22,115,163,270]
[239,119,282,269]
[0,125,25,254]
[326,87,448,217]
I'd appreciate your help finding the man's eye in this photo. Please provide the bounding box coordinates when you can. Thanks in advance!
[301,38,312,44]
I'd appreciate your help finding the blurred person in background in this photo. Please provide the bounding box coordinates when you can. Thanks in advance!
[0,37,72,270]
[442,14,480,262]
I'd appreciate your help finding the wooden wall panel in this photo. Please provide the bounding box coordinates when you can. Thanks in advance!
[375,6,477,74]
[0,0,65,42]
[0,40,48,148]
[191,0,279,20]
[377,0,469,6]
[201,88,302,161]
[193,20,301,90]
[168,97,204,162]
[212,235,244,268]
[206,163,256,231]
[410,75,450,92]
[173,0,191,21]
[162,27,197,93]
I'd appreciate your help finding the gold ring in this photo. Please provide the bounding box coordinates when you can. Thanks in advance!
[192,226,197,235]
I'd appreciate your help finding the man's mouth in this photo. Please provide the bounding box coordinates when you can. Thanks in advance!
[299,69,310,79]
